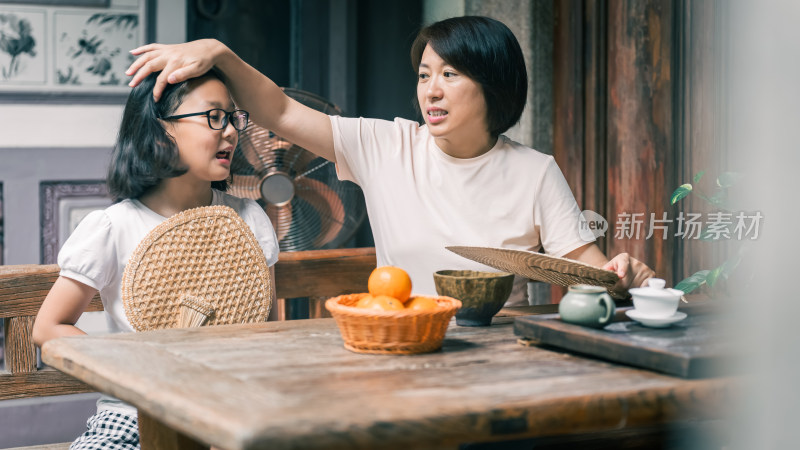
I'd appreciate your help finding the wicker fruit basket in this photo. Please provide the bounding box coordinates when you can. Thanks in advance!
[325,293,461,355]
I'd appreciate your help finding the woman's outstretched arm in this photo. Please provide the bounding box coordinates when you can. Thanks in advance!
[126,39,336,162]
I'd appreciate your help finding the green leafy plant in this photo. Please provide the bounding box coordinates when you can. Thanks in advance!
[670,170,747,294]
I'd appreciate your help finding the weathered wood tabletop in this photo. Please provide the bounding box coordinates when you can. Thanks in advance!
[41,315,731,450]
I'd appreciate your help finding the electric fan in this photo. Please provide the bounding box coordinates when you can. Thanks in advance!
[229,88,367,251]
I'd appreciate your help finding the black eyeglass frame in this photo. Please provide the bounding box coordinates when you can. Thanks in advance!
[161,108,250,131]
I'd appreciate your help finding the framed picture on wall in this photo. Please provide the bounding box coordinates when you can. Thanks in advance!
[40,180,111,264]
[0,0,152,102]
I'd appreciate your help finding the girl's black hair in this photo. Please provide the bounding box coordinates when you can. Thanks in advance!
[410,16,528,138]
[107,70,229,202]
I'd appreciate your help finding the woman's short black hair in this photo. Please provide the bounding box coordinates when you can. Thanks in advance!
[107,69,229,202]
[410,16,528,138]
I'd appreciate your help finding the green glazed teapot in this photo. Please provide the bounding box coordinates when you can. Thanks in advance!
[558,285,615,328]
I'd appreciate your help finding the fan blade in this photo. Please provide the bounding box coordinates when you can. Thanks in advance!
[266,203,292,243]
[294,177,345,248]
[257,135,293,162]
[229,174,262,201]
[289,150,330,179]
[238,124,296,175]
[230,138,261,177]
[283,145,318,177]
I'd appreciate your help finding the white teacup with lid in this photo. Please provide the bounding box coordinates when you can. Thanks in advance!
[628,278,684,318]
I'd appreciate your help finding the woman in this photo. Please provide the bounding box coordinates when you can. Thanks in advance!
[127,16,653,304]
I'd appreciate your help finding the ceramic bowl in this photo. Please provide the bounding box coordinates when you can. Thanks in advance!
[628,278,684,318]
[433,270,514,326]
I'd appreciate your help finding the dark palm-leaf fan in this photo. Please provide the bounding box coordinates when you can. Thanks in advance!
[230,88,366,251]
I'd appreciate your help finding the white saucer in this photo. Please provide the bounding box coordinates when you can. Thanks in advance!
[625,310,687,328]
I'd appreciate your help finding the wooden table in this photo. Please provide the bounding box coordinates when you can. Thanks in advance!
[41,314,730,450]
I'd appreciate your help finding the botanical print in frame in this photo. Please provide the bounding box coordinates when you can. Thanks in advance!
[40,180,110,264]
[0,0,147,98]
[54,9,139,88]
[0,8,46,85]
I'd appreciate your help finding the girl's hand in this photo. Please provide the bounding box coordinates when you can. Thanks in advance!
[126,39,227,101]
[603,253,655,292]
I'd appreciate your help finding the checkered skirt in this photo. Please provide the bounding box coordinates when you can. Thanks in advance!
[70,410,139,450]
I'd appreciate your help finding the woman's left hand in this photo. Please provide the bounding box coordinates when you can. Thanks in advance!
[603,253,655,291]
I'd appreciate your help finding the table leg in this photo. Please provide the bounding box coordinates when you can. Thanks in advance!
[138,409,208,450]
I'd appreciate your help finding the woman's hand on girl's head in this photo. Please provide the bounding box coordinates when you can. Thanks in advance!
[603,253,655,291]
[126,39,227,102]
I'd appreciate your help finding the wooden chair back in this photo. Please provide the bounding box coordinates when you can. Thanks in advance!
[0,247,376,401]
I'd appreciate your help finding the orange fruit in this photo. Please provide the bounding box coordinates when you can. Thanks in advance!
[355,294,375,308]
[368,266,413,303]
[404,296,440,311]
[360,294,405,311]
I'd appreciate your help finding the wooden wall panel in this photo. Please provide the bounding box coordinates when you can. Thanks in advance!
[583,1,608,229]
[554,0,725,294]
[554,0,585,207]
[673,0,727,283]
[553,0,608,245]
[605,0,676,282]
[553,0,587,302]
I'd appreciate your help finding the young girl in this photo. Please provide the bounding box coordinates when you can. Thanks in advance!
[126,16,655,305]
[32,69,280,449]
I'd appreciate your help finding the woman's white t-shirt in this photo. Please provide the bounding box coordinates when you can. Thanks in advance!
[58,189,279,415]
[330,116,593,305]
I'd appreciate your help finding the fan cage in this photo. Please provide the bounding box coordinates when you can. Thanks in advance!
[230,89,367,252]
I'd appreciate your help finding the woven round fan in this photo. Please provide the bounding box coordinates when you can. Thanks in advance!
[122,205,272,332]
[446,246,628,299]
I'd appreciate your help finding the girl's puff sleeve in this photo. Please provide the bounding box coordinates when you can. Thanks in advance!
[57,210,117,291]
[241,199,280,267]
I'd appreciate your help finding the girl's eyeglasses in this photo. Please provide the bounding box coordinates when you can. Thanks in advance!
[161,108,250,131]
